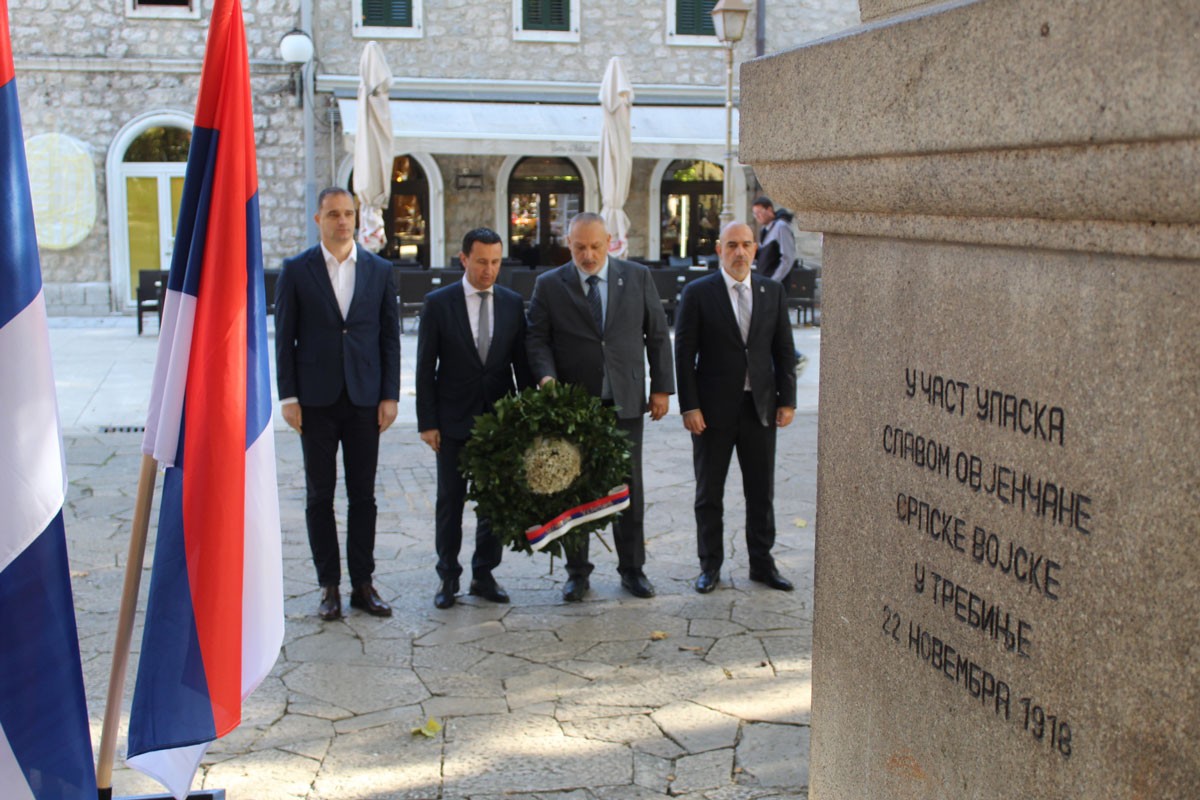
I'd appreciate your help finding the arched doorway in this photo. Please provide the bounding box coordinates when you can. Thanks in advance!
[106,112,193,307]
[659,159,723,263]
[506,157,584,266]
[350,155,431,267]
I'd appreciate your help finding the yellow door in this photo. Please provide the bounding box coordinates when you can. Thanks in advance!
[125,174,185,303]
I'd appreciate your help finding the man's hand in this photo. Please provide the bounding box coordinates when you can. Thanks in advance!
[538,376,555,388]
[648,392,669,421]
[420,429,441,453]
[682,409,706,434]
[378,399,399,433]
[281,403,302,434]
[776,406,795,428]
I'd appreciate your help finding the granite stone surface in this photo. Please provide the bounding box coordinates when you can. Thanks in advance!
[740,2,1200,797]
[56,320,824,799]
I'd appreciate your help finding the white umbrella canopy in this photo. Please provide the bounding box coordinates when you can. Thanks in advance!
[598,56,633,258]
[353,41,394,253]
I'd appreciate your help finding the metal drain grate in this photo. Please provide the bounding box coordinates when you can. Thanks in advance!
[99,425,145,433]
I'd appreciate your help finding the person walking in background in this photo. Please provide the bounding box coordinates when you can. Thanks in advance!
[526,212,675,603]
[274,187,400,620]
[751,196,796,283]
[674,220,798,595]
[417,227,533,610]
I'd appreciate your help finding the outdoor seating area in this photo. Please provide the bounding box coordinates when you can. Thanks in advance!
[136,268,281,334]
[136,260,815,337]
[388,257,818,332]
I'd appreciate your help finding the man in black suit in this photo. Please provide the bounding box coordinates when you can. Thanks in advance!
[674,220,798,594]
[417,227,533,609]
[526,212,675,602]
[274,187,400,620]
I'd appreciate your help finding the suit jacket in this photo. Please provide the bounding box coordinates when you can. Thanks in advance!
[674,270,796,427]
[415,281,534,440]
[526,258,674,419]
[274,244,400,408]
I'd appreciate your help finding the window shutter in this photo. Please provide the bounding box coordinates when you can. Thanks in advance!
[676,0,716,36]
[364,0,412,27]
[524,0,569,32]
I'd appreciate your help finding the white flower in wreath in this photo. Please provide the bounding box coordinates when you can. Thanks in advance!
[523,436,582,495]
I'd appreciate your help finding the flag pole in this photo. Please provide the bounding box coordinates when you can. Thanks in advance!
[96,453,159,800]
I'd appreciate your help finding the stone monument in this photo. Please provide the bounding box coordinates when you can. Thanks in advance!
[741,1,1199,797]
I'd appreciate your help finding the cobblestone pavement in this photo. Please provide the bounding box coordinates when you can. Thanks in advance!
[55,318,820,800]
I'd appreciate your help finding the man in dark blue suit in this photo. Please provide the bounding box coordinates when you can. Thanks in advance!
[674,220,797,594]
[274,187,401,620]
[417,228,534,609]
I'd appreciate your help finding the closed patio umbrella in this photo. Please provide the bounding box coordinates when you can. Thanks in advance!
[598,56,633,258]
[353,41,393,253]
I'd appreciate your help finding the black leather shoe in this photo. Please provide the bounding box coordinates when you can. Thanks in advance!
[562,576,590,603]
[694,570,720,594]
[469,577,510,604]
[749,567,794,592]
[620,570,656,598]
[434,579,458,610]
[350,583,393,616]
[317,585,341,620]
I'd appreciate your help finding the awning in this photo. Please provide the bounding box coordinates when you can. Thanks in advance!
[336,99,737,160]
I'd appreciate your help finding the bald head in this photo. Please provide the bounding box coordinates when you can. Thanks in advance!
[716,221,757,281]
[567,213,611,274]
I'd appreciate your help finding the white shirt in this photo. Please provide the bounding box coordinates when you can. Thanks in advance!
[461,275,494,343]
[721,268,753,390]
[721,267,753,329]
[321,242,356,319]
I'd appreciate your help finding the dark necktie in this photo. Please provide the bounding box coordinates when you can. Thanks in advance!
[586,275,603,334]
[477,291,491,362]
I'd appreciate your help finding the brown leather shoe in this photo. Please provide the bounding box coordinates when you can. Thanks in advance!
[350,583,393,617]
[317,585,342,620]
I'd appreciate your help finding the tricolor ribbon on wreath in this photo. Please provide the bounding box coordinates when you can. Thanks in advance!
[526,484,631,551]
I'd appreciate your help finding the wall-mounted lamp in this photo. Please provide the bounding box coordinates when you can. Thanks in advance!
[280,28,314,63]
[279,28,314,106]
[281,26,319,244]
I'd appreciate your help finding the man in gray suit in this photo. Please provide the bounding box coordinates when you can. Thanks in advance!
[526,213,675,602]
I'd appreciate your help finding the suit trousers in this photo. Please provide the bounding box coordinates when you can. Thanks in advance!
[566,414,645,578]
[435,434,503,584]
[692,392,778,574]
[300,390,380,588]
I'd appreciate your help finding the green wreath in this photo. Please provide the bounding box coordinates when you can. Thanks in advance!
[462,382,630,558]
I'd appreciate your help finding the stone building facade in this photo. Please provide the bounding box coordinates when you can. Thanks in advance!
[9,0,858,315]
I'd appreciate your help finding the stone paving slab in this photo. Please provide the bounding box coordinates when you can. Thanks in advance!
[53,320,822,799]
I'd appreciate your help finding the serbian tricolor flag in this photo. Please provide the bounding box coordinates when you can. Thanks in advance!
[0,2,99,796]
[128,0,283,795]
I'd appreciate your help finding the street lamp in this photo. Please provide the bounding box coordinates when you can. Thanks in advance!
[711,0,752,224]
[280,28,319,245]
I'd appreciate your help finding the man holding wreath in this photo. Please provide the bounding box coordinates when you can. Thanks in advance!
[526,213,675,602]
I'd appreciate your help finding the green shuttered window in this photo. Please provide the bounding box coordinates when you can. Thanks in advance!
[363,0,413,27]
[523,0,570,32]
[676,0,716,36]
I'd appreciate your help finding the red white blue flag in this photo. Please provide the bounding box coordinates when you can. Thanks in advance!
[0,1,99,796]
[129,0,283,795]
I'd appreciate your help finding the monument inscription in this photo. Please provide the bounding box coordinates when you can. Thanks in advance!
[740,1,1200,796]
[804,235,1198,799]
[880,366,1082,760]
